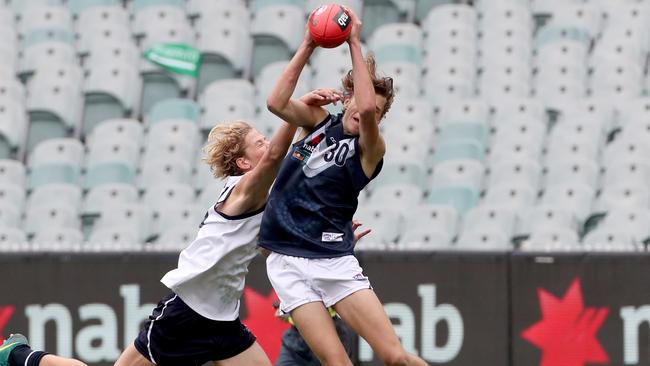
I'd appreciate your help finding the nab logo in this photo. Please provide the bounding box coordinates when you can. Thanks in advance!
[240,288,290,363]
[0,305,15,339]
[334,9,350,31]
[522,278,609,366]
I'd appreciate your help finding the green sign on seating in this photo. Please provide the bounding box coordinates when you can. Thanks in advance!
[144,43,202,78]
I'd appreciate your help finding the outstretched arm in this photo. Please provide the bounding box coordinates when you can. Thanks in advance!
[225,88,343,215]
[225,121,298,214]
[266,13,330,129]
[346,8,386,169]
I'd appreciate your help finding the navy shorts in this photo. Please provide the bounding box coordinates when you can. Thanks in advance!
[134,293,256,366]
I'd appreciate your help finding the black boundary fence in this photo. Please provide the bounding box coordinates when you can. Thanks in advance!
[1,251,650,366]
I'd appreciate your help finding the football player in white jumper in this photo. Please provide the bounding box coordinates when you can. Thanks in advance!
[114,89,341,366]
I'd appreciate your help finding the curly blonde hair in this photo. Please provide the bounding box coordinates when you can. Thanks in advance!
[341,53,395,119]
[203,121,252,178]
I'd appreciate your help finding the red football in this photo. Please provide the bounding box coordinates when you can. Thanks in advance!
[308,4,352,48]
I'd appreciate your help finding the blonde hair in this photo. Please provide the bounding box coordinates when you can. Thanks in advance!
[203,121,252,178]
[341,53,395,119]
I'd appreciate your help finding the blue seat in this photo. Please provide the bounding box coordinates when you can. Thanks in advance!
[251,0,304,12]
[82,61,140,136]
[431,140,484,166]
[427,186,479,215]
[438,122,489,147]
[374,45,421,65]
[251,5,303,76]
[147,99,201,125]
[535,26,591,49]
[196,23,252,94]
[361,1,405,41]
[372,162,426,188]
[132,0,185,13]
[84,163,136,190]
[68,0,120,16]
[28,164,81,190]
[415,0,457,23]
[371,22,422,65]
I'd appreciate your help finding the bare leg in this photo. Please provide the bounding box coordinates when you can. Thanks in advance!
[213,342,271,366]
[290,302,353,366]
[334,289,428,366]
[113,344,155,366]
[38,355,87,366]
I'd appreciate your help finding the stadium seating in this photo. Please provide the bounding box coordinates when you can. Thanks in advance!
[0,186,24,226]
[83,183,139,215]
[195,3,252,93]
[0,0,649,253]
[82,60,141,136]
[32,227,84,250]
[0,227,28,251]
[28,138,83,190]
[84,139,139,189]
[0,159,26,186]
[399,203,458,249]
[251,4,304,77]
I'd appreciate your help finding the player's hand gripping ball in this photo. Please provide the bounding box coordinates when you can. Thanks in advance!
[308,4,352,48]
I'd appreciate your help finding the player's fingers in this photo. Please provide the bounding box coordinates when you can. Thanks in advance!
[355,229,371,241]
[332,90,344,100]
[309,91,325,100]
[318,88,336,97]
[343,6,360,23]
[315,89,332,99]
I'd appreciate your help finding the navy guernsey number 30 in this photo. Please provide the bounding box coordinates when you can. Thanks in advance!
[324,140,350,166]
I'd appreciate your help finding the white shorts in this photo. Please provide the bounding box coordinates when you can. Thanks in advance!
[266,252,372,313]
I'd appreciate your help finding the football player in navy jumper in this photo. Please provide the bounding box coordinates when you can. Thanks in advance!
[260,7,429,366]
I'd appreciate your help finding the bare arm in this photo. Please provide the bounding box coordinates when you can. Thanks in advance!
[346,9,386,173]
[266,15,329,129]
[220,122,297,216]
[220,89,342,215]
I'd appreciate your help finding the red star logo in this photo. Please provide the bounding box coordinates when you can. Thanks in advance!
[0,306,15,340]
[241,288,291,363]
[522,278,609,366]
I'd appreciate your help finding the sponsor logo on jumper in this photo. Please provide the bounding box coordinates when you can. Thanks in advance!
[322,232,344,242]
[304,133,325,153]
[292,133,326,163]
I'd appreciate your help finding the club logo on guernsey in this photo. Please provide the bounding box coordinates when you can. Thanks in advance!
[292,132,325,162]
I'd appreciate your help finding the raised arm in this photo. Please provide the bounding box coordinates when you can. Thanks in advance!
[227,122,297,213]
[346,9,386,167]
[266,14,329,129]
[224,89,342,215]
